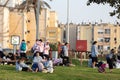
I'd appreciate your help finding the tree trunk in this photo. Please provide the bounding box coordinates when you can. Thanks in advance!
[34,0,40,39]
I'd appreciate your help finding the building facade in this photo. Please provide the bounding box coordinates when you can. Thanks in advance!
[94,23,120,53]
[46,10,61,43]
[77,24,93,51]
[9,11,27,49]
[59,23,77,50]
[0,7,9,48]
[77,23,120,53]
[8,8,61,50]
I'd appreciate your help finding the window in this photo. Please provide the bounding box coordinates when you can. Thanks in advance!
[27,30,30,33]
[98,29,104,34]
[114,38,116,41]
[107,47,110,50]
[98,45,103,50]
[27,41,30,43]
[104,46,110,50]
[28,20,30,23]
[105,29,110,34]
[114,29,117,33]
[104,38,110,42]
[49,32,56,38]
[98,38,104,42]
[63,31,66,39]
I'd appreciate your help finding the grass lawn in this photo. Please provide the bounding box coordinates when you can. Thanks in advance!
[0,59,120,80]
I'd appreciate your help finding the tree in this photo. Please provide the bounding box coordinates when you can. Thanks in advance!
[87,0,120,18]
[34,0,51,39]
[0,0,52,39]
[19,0,52,39]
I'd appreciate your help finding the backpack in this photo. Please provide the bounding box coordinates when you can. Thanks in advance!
[60,47,64,58]
[20,42,26,51]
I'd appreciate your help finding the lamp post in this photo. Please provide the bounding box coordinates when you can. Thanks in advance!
[66,0,69,43]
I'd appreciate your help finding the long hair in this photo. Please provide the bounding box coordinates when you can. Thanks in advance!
[92,41,97,45]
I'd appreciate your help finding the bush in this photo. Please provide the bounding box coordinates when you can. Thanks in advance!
[49,43,58,51]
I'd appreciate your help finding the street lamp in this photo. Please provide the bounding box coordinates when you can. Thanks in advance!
[66,0,69,43]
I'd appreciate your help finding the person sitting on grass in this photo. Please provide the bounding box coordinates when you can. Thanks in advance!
[88,54,92,67]
[5,53,15,65]
[43,56,54,73]
[32,51,45,72]
[16,57,33,72]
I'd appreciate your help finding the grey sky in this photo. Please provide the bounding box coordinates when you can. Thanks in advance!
[48,0,120,24]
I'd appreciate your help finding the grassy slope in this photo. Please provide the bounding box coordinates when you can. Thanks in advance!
[0,59,120,80]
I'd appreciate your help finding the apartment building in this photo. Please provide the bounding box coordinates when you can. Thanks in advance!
[46,11,61,43]
[77,24,93,51]
[9,8,61,50]
[94,23,120,53]
[78,23,120,53]
[9,11,27,49]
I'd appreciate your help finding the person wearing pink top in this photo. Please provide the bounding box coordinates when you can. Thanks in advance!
[43,41,50,58]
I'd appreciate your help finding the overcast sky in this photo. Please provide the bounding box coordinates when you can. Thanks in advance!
[48,0,120,24]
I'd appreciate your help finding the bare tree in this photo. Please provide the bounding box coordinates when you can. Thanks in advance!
[0,0,52,39]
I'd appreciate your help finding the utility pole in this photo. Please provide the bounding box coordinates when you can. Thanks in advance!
[66,0,69,43]
[22,12,24,40]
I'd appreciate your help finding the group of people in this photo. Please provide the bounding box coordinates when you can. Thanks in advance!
[4,38,120,74]
[16,39,72,73]
[16,39,54,73]
[19,39,50,59]
[16,51,54,73]
[90,41,120,73]
[0,46,15,65]
[0,38,72,73]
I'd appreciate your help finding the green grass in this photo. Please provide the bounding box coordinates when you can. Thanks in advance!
[0,59,120,80]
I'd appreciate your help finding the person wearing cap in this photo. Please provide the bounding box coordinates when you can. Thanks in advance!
[91,41,99,68]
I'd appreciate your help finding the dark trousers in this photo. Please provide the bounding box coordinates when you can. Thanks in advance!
[107,58,114,69]
[20,53,27,58]
[63,56,69,65]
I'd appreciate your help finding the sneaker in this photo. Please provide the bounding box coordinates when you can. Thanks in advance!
[93,67,96,68]
[42,69,48,73]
